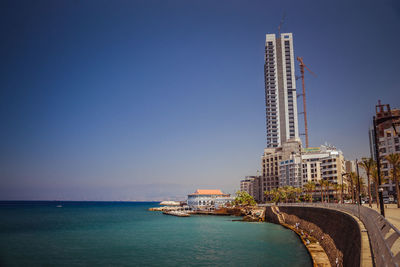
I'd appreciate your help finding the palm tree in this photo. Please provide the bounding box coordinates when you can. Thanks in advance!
[359,177,366,201]
[303,181,316,203]
[371,164,381,208]
[303,194,311,202]
[345,172,356,204]
[339,183,347,203]
[279,187,289,203]
[265,189,278,203]
[264,190,271,203]
[321,179,329,203]
[234,191,256,206]
[282,186,297,203]
[385,154,400,208]
[295,187,302,202]
[319,180,324,202]
[327,181,335,203]
[326,181,334,203]
[310,181,316,203]
[270,188,280,204]
[302,183,310,202]
[358,158,374,207]
[352,172,360,204]
[332,183,340,203]
[287,186,295,203]
[371,168,379,208]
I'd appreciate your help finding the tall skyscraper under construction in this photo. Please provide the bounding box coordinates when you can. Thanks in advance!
[264,33,299,147]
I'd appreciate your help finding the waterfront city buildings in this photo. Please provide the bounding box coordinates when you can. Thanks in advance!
[259,139,302,201]
[187,189,233,210]
[379,125,400,192]
[345,160,367,192]
[264,33,299,148]
[369,103,400,196]
[240,32,350,203]
[302,146,347,199]
[248,142,348,202]
[240,176,262,203]
[279,156,302,188]
[302,145,346,186]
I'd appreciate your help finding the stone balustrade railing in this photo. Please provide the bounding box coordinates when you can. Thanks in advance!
[260,203,400,267]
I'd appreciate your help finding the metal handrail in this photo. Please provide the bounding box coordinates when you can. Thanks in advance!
[266,203,400,267]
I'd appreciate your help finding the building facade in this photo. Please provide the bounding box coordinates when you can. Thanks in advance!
[300,145,347,200]
[377,126,400,194]
[302,145,346,185]
[369,103,400,196]
[301,147,323,185]
[244,32,352,203]
[279,156,302,187]
[240,176,262,203]
[264,33,299,148]
[187,189,233,210]
[261,139,302,201]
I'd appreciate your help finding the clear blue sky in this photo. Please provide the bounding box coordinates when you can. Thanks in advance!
[1,0,399,200]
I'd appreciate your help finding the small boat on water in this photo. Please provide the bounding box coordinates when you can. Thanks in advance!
[163,211,190,217]
[56,205,63,208]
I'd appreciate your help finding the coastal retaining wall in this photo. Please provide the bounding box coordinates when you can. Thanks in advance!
[265,206,361,267]
[264,206,280,224]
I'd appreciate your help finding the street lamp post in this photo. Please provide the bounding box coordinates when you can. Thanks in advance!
[373,116,385,217]
[356,159,362,219]
[356,159,362,205]
[341,172,345,204]
[342,172,351,204]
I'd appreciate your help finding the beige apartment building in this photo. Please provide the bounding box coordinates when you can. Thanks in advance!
[302,145,346,185]
[260,138,302,201]
[243,142,347,203]
[240,176,262,203]
[301,145,346,200]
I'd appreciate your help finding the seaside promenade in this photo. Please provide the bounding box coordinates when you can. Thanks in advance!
[268,202,400,266]
[364,203,400,230]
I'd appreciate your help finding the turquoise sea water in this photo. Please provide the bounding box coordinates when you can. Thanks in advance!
[0,201,311,266]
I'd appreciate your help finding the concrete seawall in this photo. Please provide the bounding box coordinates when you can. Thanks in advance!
[265,206,361,267]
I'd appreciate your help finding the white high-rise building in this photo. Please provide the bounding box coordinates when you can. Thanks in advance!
[264,33,299,148]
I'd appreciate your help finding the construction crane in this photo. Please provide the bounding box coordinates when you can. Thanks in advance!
[277,13,286,35]
[297,57,316,148]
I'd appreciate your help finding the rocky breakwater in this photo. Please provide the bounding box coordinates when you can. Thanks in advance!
[149,205,265,221]
[149,200,187,212]
[148,206,182,211]
[190,206,265,220]
[239,207,266,222]
[190,207,242,216]
[163,210,190,217]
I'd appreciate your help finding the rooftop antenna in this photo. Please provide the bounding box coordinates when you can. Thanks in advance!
[277,13,286,36]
